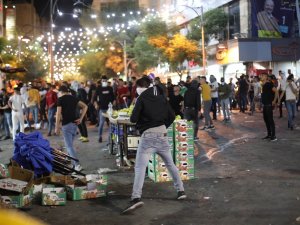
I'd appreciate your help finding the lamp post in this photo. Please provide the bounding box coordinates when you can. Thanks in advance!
[50,0,55,82]
[181,5,206,75]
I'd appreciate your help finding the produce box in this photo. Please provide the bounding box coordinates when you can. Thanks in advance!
[175,151,194,162]
[174,141,194,153]
[50,175,75,186]
[174,120,193,134]
[0,164,9,178]
[0,178,28,193]
[42,187,66,206]
[0,190,33,208]
[148,159,168,173]
[148,169,172,183]
[66,174,107,201]
[127,136,140,148]
[150,152,174,164]
[174,132,194,145]
[176,158,195,172]
[179,170,195,181]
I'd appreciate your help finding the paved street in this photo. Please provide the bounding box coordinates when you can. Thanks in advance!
[1,110,300,225]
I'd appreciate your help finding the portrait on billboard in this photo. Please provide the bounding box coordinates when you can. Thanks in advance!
[252,0,295,38]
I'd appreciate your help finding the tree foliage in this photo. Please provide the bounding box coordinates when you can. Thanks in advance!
[141,16,168,37]
[188,8,228,41]
[79,52,107,80]
[105,54,124,73]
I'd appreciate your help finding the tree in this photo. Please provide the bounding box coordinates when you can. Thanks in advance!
[105,54,124,73]
[141,16,168,37]
[79,51,107,79]
[188,8,228,41]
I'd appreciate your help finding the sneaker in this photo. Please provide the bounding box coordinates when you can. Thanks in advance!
[177,191,187,200]
[74,164,83,172]
[78,136,84,141]
[81,137,89,142]
[121,198,144,214]
[98,136,103,143]
[270,136,277,142]
[200,126,209,130]
[208,125,215,130]
[262,136,271,140]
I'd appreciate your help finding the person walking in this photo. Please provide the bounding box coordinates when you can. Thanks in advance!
[261,74,278,141]
[77,83,89,142]
[229,78,236,110]
[218,78,231,122]
[209,75,219,120]
[8,87,26,140]
[55,85,88,171]
[94,76,115,143]
[278,75,298,130]
[0,89,12,139]
[183,80,201,140]
[122,77,186,214]
[45,84,57,136]
[238,75,249,113]
[200,76,215,130]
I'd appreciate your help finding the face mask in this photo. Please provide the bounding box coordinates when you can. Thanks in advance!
[102,82,108,87]
[136,87,147,96]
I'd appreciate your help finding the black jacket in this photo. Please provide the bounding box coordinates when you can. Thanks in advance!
[130,86,175,134]
[183,84,201,111]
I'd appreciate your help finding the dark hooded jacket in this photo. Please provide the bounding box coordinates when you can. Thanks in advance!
[130,86,175,134]
[183,80,201,111]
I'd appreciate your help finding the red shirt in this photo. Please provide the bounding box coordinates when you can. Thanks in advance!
[46,90,58,107]
[117,86,129,104]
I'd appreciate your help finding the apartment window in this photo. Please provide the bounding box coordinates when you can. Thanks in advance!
[228,1,240,39]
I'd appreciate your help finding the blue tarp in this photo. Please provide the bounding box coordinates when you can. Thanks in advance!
[13,132,53,177]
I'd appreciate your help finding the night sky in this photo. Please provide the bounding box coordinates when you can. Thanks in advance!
[33,0,93,29]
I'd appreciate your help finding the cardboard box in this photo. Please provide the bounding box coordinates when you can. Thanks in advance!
[150,153,174,164]
[174,141,194,153]
[127,136,140,148]
[175,151,194,162]
[179,170,195,181]
[174,120,193,132]
[0,178,28,193]
[148,160,168,173]
[176,158,195,171]
[42,187,66,206]
[7,166,34,195]
[0,164,9,178]
[0,188,33,208]
[66,174,107,201]
[50,175,75,186]
[148,169,173,183]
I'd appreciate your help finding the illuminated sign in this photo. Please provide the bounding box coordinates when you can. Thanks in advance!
[5,7,16,40]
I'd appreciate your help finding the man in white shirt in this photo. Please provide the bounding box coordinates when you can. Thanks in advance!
[8,87,26,140]
[210,75,219,120]
[278,75,298,130]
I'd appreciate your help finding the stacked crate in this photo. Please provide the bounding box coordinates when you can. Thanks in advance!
[148,120,195,182]
[147,125,174,182]
[174,120,195,181]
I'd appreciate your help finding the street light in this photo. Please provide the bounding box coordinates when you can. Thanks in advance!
[180,5,206,75]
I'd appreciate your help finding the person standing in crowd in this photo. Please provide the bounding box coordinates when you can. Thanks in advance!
[77,82,89,142]
[183,80,200,140]
[278,75,298,130]
[209,75,219,120]
[218,78,231,122]
[87,81,97,125]
[55,85,88,171]
[130,76,137,105]
[122,77,186,214]
[229,78,236,110]
[185,75,192,88]
[167,78,174,97]
[116,79,130,109]
[238,75,249,113]
[261,74,278,141]
[27,84,41,129]
[8,87,26,140]
[45,84,57,136]
[251,76,262,114]
[200,76,215,130]
[154,77,167,98]
[0,89,12,139]
[95,76,115,143]
[277,71,286,118]
[169,85,184,118]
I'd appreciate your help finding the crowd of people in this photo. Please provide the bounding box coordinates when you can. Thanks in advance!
[0,69,299,161]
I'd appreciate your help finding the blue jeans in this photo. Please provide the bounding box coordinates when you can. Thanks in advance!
[62,123,79,166]
[286,100,296,128]
[220,98,230,119]
[211,97,218,119]
[239,94,247,112]
[4,112,12,137]
[48,107,56,134]
[98,109,107,137]
[132,131,184,199]
[29,105,39,124]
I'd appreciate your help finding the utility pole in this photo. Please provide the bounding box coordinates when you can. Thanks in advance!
[50,0,54,82]
[200,6,206,75]
[123,40,127,81]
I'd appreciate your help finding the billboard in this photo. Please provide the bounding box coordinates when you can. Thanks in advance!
[251,0,295,38]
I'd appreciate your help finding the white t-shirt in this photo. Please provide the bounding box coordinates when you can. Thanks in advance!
[9,94,24,113]
[253,82,261,97]
[210,81,219,98]
[283,82,297,100]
